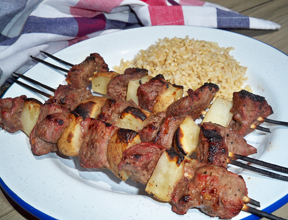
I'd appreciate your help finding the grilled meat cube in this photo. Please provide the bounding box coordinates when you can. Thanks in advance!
[139,111,166,142]
[229,90,273,136]
[0,95,26,133]
[154,116,184,150]
[30,103,69,155]
[197,122,257,167]
[78,119,117,169]
[66,53,109,89]
[137,74,168,112]
[46,84,92,111]
[118,142,165,185]
[107,68,148,100]
[35,112,70,143]
[166,83,219,119]
[171,164,248,219]
[197,123,228,168]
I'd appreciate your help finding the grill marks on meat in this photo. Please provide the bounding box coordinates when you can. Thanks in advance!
[46,84,92,111]
[197,122,257,167]
[137,74,168,112]
[0,95,26,133]
[78,119,118,169]
[166,83,219,119]
[118,142,165,185]
[66,53,109,89]
[107,68,148,100]
[229,90,273,136]
[30,104,70,155]
[171,164,248,219]
[197,123,228,168]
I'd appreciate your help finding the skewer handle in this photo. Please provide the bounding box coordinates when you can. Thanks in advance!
[228,159,288,182]
[242,204,286,220]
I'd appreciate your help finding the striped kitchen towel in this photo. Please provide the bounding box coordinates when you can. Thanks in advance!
[0,0,281,86]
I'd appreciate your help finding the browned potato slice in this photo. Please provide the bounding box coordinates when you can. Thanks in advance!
[126,75,151,105]
[57,113,83,156]
[174,116,200,156]
[20,98,42,136]
[202,97,233,127]
[91,71,119,95]
[73,96,107,119]
[107,128,141,181]
[145,150,184,202]
[153,83,183,113]
[115,106,151,131]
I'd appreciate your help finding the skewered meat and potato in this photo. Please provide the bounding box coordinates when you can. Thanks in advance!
[0,58,281,219]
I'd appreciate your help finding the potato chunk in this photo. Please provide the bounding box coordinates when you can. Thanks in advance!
[153,83,183,113]
[20,98,41,136]
[174,116,200,156]
[91,71,119,95]
[57,113,83,156]
[107,128,141,181]
[73,96,107,119]
[202,97,233,127]
[115,106,151,131]
[145,150,184,202]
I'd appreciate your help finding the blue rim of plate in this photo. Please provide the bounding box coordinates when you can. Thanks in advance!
[1,26,288,220]
[1,176,288,220]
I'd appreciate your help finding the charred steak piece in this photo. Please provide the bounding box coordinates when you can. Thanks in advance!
[35,112,70,143]
[166,82,219,120]
[118,142,165,185]
[197,122,257,167]
[154,115,184,150]
[197,123,228,168]
[30,103,70,155]
[229,90,273,136]
[78,118,118,169]
[66,53,109,89]
[171,164,248,219]
[0,95,26,133]
[137,74,168,112]
[46,84,93,111]
[107,68,148,100]
[139,111,166,142]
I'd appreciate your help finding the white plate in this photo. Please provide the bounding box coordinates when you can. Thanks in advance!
[1,26,288,220]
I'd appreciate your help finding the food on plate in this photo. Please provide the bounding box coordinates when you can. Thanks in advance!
[202,96,233,127]
[113,36,251,100]
[66,53,109,89]
[0,45,279,219]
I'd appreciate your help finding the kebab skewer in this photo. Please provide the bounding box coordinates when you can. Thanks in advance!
[2,77,288,181]
[1,82,287,219]
[30,51,288,131]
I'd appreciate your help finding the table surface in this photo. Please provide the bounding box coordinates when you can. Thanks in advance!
[1,1,288,220]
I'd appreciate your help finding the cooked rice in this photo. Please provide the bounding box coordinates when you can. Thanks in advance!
[113,36,250,100]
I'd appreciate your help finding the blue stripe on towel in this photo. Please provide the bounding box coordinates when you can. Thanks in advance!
[217,8,249,28]
[22,16,79,36]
